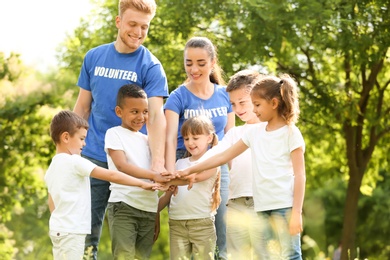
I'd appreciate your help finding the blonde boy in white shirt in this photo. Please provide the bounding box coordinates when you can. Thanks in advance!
[204,70,264,259]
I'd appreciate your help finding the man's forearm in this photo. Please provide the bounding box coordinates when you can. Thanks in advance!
[147,112,166,172]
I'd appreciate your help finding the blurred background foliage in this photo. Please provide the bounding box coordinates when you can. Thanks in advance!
[0,0,389,259]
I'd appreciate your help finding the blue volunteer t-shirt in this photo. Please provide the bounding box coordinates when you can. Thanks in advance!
[164,84,232,150]
[77,42,168,162]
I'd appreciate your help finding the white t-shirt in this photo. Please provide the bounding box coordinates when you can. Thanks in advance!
[105,126,158,213]
[44,153,96,234]
[241,123,305,212]
[169,157,219,220]
[204,123,264,200]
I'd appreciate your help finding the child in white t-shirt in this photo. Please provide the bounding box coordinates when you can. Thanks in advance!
[45,110,159,260]
[204,69,264,259]
[104,84,172,260]
[177,75,306,260]
[158,115,221,260]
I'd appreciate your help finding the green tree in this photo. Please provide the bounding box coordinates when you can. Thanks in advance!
[243,2,390,258]
[0,52,23,81]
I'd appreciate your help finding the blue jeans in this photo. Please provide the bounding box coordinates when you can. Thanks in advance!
[257,208,302,260]
[175,150,229,259]
[215,164,229,260]
[176,149,186,160]
[82,155,111,260]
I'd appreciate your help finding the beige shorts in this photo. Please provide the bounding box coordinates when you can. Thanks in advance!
[169,217,216,260]
[49,230,86,260]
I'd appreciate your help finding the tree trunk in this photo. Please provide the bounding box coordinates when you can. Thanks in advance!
[340,169,364,260]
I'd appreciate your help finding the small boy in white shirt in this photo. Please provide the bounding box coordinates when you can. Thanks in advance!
[45,110,159,260]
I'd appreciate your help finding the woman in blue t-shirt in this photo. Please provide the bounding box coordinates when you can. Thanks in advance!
[163,36,235,260]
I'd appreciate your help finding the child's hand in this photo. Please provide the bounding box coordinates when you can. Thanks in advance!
[169,185,179,196]
[183,174,196,190]
[152,172,172,183]
[289,211,303,235]
[175,168,190,178]
[141,182,162,191]
[161,171,176,179]
[156,182,171,192]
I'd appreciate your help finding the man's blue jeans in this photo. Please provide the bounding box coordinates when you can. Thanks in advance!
[82,155,111,260]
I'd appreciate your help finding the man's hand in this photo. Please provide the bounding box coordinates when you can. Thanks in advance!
[151,161,166,175]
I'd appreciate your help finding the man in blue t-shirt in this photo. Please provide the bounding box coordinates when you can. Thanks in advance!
[73,0,168,258]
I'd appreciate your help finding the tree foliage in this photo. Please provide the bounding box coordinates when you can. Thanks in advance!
[0,52,24,82]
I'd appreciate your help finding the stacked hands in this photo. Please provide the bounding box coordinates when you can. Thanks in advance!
[146,169,303,236]
[146,169,194,192]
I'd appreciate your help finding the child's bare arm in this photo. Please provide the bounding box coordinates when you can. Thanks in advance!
[160,167,218,191]
[289,147,306,235]
[91,166,162,191]
[191,168,218,182]
[177,140,247,177]
[161,178,189,187]
[108,149,172,183]
[158,190,174,212]
[48,193,55,213]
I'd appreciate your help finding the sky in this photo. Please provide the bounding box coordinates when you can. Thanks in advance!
[0,0,92,71]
